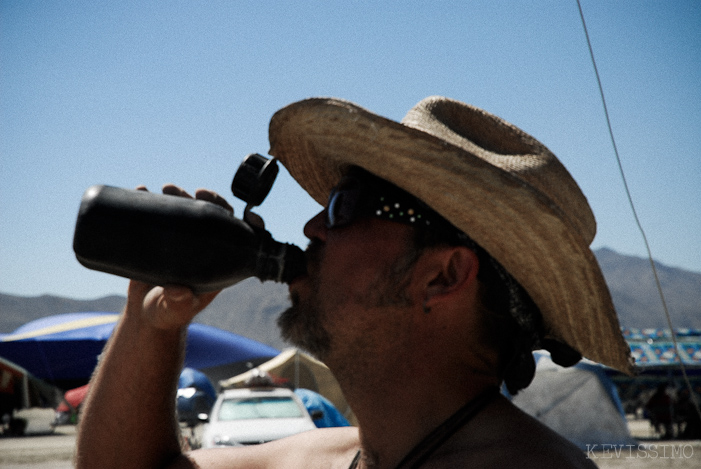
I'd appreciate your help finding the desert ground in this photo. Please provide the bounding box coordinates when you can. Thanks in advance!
[0,424,75,469]
[0,417,699,468]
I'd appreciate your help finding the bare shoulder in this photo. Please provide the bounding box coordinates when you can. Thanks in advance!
[183,427,360,469]
[432,396,597,469]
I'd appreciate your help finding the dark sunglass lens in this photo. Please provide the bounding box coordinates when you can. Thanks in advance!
[326,187,360,229]
[326,190,342,228]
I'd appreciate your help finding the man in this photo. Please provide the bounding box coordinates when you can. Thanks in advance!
[76,96,634,468]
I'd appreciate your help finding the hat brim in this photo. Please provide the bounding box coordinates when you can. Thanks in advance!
[269,97,633,375]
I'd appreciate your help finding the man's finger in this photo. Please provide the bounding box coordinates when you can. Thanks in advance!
[195,189,234,213]
[162,184,194,199]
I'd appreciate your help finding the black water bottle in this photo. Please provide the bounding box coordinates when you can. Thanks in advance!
[72,185,306,292]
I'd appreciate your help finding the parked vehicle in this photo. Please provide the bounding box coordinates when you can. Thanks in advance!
[201,387,317,447]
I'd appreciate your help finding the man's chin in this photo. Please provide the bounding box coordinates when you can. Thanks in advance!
[277,304,331,361]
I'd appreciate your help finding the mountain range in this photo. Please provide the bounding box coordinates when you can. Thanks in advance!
[1,248,699,350]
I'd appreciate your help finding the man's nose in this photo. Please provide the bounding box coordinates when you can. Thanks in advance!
[303,210,328,242]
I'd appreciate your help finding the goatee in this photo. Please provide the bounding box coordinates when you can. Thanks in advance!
[277,240,331,360]
[277,294,331,360]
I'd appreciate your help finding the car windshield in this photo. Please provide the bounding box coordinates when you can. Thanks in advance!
[218,396,304,421]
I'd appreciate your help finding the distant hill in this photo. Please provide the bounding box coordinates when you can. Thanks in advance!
[1,248,699,349]
[0,278,293,350]
[594,247,701,329]
[0,294,127,334]
[193,279,292,350]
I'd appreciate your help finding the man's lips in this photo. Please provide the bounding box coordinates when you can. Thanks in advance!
[289,240,321,288]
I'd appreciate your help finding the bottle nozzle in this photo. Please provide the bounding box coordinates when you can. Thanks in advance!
[254,232,307,284]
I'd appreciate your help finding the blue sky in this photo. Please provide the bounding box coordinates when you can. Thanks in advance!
[1,1,699,299]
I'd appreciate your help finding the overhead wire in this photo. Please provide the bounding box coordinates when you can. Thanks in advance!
[575,0,701,424]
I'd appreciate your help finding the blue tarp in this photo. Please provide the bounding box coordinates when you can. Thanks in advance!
[294,388,350,428]
[0,312,279,385]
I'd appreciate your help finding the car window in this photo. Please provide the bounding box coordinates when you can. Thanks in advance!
[218,396,304,420]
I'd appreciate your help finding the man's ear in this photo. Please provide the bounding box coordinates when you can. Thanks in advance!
[424,246,479,304]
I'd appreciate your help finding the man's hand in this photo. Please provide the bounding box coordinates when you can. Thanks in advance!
[126,281,218,330]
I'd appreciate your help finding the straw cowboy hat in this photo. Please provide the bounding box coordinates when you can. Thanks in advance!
[268,96,633,375]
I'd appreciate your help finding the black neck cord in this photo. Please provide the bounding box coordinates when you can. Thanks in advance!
[349,386,499,469]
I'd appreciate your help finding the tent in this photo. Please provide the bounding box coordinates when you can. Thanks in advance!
[177,367,217,426]
[510,352,635,450]
[0,312,279,389]
[1,356,59,414]
[0,356,61,435]
[220,348,356,425]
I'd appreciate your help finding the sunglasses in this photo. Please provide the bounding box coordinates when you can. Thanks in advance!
[324,173,464,241]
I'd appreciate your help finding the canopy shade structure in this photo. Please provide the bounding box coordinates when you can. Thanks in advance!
[621,328,701,369]
[0,312,279,390]
[605,328,701,413]
[220,348,356,425]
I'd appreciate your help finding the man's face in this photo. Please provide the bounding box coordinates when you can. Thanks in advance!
[277,182,420,362]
